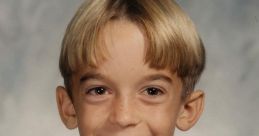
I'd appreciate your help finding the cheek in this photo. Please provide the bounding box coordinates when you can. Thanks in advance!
[71,84,110,135]
[140,102,180,135]
[75,103,111,135]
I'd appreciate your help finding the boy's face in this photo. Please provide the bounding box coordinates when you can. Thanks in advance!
[57,20,204,136]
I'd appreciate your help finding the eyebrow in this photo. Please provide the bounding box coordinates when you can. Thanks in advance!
[79,72,173,85]
[140,74,173,84]
[79,72,105,83]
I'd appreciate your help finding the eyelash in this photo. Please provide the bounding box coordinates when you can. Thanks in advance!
[86,86,109,95]
[86,86,164,96]
[142,87,164,96]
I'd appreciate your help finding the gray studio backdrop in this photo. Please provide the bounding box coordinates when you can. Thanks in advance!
[0,0,258,136]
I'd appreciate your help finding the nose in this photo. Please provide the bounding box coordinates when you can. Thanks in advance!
[108,96,140,128]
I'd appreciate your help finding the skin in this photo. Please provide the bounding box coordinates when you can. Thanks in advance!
[56,19,205,136]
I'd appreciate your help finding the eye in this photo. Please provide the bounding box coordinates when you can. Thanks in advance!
[144,87,164,96]
[86,87,109,95]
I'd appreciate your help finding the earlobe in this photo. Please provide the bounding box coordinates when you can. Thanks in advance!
[176,90,205,131]
[56,86,78,129]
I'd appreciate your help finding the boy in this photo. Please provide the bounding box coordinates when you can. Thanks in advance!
[56,0,206,136]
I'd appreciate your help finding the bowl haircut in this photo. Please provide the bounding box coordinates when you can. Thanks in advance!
[59,0,206,100]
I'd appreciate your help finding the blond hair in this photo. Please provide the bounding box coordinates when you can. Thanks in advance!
[59,0,206,99]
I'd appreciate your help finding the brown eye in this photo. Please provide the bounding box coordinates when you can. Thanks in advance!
[145,87,163,96]
[86,87,108,95]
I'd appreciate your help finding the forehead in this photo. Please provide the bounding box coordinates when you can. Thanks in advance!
[99,19,147,61]
[75,19,174,80]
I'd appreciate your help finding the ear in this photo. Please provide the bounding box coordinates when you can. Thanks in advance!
[56,86,78,129]
[176,90,205,131]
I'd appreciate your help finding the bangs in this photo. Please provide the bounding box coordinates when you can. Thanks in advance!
[59,0,205,98]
